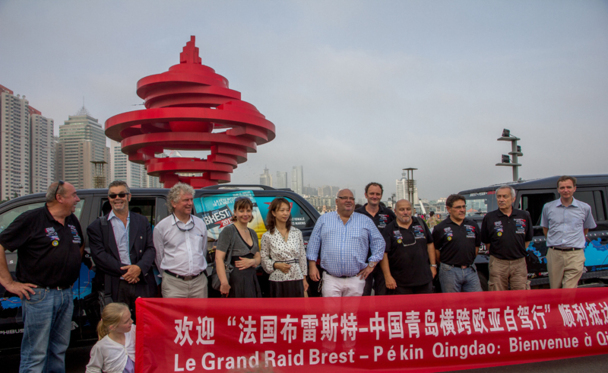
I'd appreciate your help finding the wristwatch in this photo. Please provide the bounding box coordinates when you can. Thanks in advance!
[431,264,437,268]
[368,261,377,268]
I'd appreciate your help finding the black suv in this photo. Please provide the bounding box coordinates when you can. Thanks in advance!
[459,174,608,289]
[0,185,320,352]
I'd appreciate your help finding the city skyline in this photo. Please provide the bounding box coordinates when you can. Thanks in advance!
[1,2,607,199]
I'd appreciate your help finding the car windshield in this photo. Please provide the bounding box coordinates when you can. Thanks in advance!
[460,191,497,217]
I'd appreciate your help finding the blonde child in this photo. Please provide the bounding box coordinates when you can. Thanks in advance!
[86,303,136,373]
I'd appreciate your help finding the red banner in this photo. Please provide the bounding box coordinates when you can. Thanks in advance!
[136,288,608,372]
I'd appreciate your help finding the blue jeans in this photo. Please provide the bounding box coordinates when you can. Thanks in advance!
[439,263,482,293]
[20,287,74,373]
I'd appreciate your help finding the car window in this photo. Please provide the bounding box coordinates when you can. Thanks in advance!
[574,190,606,222]
[194,192,315,242]
[0,200,85,235]
[99,197,159,226]
[520,193,556,226]
[0,201,46,234]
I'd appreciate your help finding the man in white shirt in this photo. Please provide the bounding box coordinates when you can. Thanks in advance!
[154,183,209,298]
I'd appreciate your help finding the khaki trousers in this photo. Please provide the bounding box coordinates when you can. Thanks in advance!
[488,256,529,291]
[546,248,585,289]
[161,272,208,298]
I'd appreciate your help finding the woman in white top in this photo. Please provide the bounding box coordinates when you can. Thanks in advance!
[261,198,308,297]
[86,303,136,373]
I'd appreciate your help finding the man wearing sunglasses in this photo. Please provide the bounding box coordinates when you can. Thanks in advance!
[0,181,83,372]
[154,183,208,298]
[87,181,157,318]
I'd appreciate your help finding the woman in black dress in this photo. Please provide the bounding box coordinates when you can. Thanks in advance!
[214,197,262,298]
[260,198,308,297]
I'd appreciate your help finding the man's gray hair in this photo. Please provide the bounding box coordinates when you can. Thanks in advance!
[496,185,516,199]
[167,183,195,213]
[336,188,352,198]
[46,181,64,203]
[108,180,130,193]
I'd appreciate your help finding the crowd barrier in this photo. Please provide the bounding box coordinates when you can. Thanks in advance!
[136,288,608,372]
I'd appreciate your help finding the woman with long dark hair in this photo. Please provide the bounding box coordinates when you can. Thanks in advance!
[260,198,308,297]
[215,197,262,298]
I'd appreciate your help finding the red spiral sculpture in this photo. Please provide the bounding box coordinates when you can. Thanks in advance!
[105,36,276,188]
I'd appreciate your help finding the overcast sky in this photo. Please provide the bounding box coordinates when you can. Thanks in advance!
[1,0,607,200]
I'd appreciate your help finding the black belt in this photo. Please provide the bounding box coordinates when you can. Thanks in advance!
[324,271,357,279]
[550,247,583,251]
[164,270,203,281]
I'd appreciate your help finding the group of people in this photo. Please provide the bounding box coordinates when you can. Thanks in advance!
[0,174,595,372]
[307,176,595,298]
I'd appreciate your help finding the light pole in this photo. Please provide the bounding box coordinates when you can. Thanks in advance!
[403,168,417,204]
[495,129,523,182]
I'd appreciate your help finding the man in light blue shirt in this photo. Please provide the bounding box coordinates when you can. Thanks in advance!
[540,176,596,289]
[307,189,385,297]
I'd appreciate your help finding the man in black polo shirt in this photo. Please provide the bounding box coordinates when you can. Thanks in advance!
[381,199,437,294]
[481,185,533,291]
[0,181,83,373]
[355,182,396,295]
[432,194,482,293]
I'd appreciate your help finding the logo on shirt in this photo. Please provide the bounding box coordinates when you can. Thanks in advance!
[378,214,389,229]
[493,221,504,237]
[393,230,403,244]
[68,224,81,244]
[45,227,60,243]
[465,225,476,239]
[514,218,527,234]
[443,227,453,241]
[413,225,425,239]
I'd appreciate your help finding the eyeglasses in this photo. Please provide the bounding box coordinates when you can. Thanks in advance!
[399,230,417,248]
[451,205,467,210]
[54,180,64,200]
[337,196,355,201]
[108,193,129,199]
[172,214,194,232]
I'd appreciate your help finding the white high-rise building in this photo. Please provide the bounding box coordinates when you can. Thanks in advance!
[30,107,55,194]
[275,171,288,189]
[260,167,272,187]
[0,84,55,200]
[0,86,30,200]
[110,140,144,188]
[56,107,109,189]
[291,165,303,195]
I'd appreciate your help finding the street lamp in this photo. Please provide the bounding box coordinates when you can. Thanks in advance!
[495,129,523,182]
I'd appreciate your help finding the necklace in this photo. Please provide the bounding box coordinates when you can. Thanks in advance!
[280,229,289,242]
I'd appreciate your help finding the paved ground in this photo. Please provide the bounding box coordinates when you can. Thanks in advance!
[4,347,608,372]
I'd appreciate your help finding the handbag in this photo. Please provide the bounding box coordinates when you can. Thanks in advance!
[211,225,236,291]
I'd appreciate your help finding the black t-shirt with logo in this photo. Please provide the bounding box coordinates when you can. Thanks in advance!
[383,218,433,287]
[0,205,83,288]
[481,208,533,260]
[355,204,396,234]
[432,217,481,267]
[356,204,396,271]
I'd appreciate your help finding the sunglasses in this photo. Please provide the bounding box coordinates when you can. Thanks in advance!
[54,180,65,200]
[108,193,129,199]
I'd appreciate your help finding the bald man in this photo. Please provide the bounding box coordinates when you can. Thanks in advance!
[307,189,385,297]
[381,199,437,294]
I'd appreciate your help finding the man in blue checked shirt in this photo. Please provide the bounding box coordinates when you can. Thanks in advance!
[307,189,385,297]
